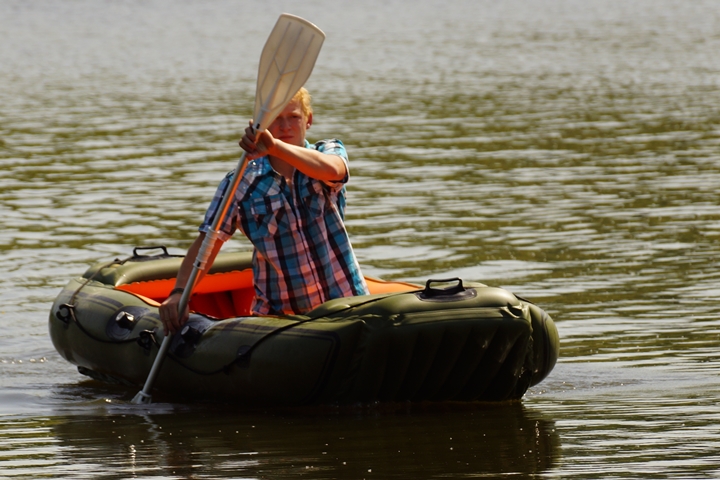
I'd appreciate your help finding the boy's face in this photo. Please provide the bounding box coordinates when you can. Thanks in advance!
[268,99,313,147]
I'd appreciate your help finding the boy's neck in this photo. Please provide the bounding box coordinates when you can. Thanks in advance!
[269,156,294,183]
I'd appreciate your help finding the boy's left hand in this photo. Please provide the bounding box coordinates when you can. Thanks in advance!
[240,121,275,160]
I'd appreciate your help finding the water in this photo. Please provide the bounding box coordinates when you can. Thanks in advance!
[2,0,720,477]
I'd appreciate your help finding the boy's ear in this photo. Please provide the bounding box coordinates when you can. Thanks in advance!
[306,112,313,129]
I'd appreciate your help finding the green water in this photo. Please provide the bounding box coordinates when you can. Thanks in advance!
[2,0,720,477]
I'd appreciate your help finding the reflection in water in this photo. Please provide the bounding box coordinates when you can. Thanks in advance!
[37,402,557,479]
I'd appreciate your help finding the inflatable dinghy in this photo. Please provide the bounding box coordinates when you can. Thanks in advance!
[49,247,559,405]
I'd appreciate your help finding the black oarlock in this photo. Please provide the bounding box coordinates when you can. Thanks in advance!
[56,303,75,325]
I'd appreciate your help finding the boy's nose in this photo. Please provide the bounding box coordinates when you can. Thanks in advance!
[277,117,290,130]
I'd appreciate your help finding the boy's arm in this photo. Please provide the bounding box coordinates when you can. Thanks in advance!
[267,139,346,182]
[239,125,346,182]
[159,232,224,334]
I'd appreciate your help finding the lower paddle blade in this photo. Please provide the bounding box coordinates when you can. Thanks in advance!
[253,14,325,131]
[131,390,152,405]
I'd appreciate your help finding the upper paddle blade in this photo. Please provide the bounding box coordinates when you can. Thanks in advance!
[253,14,325,131]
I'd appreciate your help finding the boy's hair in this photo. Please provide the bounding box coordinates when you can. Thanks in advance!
[293,87,313,118]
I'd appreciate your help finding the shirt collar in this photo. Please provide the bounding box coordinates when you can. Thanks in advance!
[252,139,311,176]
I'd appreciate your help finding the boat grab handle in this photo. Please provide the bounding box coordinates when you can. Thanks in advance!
[130,245,186,262]
[423,278,465,297]
[132,245,171,258]
[417,277,477,302]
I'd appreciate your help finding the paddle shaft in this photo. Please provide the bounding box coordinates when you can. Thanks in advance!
[132,150,251,403]
[131,13,325,405]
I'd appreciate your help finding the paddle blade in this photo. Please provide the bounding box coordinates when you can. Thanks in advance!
[253,14,325,131]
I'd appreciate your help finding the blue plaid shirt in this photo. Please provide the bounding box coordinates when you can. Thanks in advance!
[200,139,369,315]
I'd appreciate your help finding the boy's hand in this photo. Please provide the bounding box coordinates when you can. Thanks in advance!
[240,121,276,160]
[159,291,189,335]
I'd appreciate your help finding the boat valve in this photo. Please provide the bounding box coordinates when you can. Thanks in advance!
[115,311,136,329]
[170,324,203,358]
[180,325,202,345]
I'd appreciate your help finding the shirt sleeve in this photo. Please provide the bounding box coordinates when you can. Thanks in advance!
[198,171,238,242]
[313,138,349,191]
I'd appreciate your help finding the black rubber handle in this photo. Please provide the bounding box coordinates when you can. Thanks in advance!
[423,277,465,297]
[132,245,170,258]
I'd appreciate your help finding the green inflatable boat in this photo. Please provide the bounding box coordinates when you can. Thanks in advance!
[49,247,559,405]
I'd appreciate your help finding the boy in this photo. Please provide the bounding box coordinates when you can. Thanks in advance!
[160,88,368,334]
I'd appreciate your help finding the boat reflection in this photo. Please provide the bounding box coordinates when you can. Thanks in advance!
[47,389,560,478]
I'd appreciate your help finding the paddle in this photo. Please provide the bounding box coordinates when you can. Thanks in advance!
[131,13,325,405]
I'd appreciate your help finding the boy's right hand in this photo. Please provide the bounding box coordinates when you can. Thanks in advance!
[159,291,189,335]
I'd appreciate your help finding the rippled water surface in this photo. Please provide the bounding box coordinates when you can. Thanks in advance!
[2,0,720,478]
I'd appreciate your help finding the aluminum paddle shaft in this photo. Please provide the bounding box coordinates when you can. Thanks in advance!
[131,14,325,405]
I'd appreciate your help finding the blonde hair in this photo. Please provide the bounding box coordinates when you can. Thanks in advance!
[292,87,313,118]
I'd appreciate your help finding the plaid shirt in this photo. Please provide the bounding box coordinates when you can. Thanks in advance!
[200,139,369,315]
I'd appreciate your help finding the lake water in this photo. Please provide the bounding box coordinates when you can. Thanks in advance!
[2,0,720,478]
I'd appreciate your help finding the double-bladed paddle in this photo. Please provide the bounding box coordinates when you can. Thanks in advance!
[131,13,325,405]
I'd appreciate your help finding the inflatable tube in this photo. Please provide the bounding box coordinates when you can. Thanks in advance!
[49,247,559,405]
